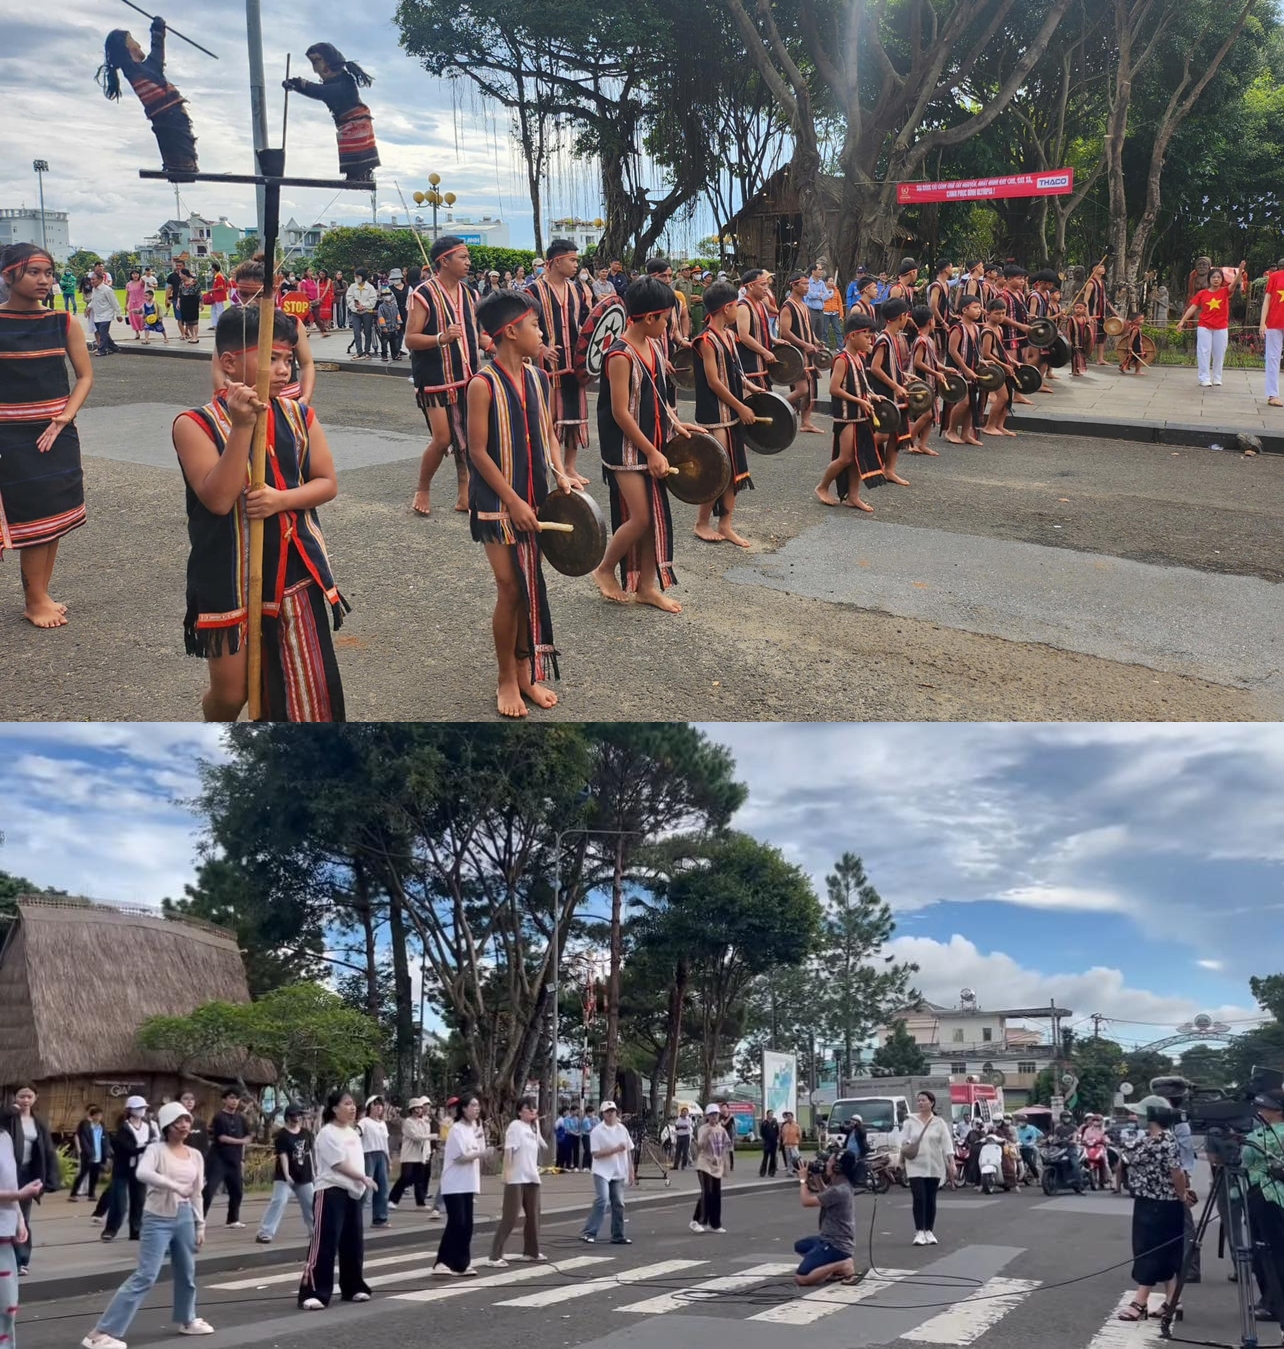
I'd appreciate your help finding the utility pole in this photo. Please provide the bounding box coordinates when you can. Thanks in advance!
[32,162,49,253]
[244,0,270,241]
[1090,1012,1105,1040]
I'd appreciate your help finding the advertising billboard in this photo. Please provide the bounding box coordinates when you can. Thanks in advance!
[762,1049,798,1121]
[897,169,1075,205]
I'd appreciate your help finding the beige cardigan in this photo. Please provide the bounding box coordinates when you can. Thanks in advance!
[137,1141,206,1227]
[399,1115,434,1163]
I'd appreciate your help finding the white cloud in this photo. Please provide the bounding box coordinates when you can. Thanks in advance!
[1197,959,1224,971]
[996,885,1129,913]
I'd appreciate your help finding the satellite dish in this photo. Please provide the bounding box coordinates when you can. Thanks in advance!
[1061,1073,1077,1088]
[1119,1082,1134,1097]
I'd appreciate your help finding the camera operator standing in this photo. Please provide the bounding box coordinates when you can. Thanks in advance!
[794,1151,862,1286]
[1243,1087,1284,1324]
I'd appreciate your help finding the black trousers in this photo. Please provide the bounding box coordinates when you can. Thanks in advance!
[910,1176,941,1232]
[389,1161,429,1207]
[203,1152,244,1222]
[693,1172,722,1229]
[298,1187,369,1306]
[569,1136,582,1168]
[104,1172,145,1239]
[760,1143,777,1176]
[437,1192,475,1272]
[72,1159,103,1200]
[674,1135,691,1169]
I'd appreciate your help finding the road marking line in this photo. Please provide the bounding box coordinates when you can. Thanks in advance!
[1085,1290,1170,1349]
[747,1267,913,1325]
[617,1262,796,1314]
[903,1276,1041,1343]
[392,1256,610,1303]
[496,1260,708,1307]
[209,1247,430,1290]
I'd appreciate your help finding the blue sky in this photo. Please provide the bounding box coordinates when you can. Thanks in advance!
[2,0,711,257]
[0,723,1279,1049]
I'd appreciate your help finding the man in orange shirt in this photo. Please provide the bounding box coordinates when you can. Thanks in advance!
[780,1113,803,1176]
[1259,258,1284,407]
[821,274,842,349]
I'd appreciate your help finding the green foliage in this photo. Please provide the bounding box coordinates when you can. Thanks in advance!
[1177,1043,1229,1087]
[65,248,103,274]
[1251,974,1284,1021]
[105,251,141,280]
[1071,1037,1128,1115]
[0,869,70,942]
[870,1021,930,1077]
[311,226,535,279]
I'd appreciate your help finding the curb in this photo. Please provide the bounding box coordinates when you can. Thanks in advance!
[112,345,1282,455]
[20,1175,786,1303]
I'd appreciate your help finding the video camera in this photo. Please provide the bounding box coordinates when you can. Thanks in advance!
[1158,1067,1284,1166]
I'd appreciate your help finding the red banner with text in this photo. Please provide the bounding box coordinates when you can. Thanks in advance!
[897,169,1076,205]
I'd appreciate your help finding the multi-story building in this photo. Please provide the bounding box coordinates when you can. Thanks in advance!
[0,207,71,261]
[388,213,511,249]
[547,217,602,255]
[281,219,327,261]
[874,996,1071,1106]
[136,213,247,270]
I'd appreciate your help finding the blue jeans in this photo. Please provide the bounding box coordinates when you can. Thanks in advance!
[63,292,77,313]
[258,1179,315,1239]
[822,312,841,347]
[364,1151,390,1225]
[581,1174,624,1241]
[95,1207,199,1336]
[795,1235,850,1276]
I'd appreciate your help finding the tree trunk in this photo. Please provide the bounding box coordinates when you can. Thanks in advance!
[512,64,547,258]
[663,958,688,1119]
[387,888,415,1102]
[354,860,384,1094]
[602,836,625,1105]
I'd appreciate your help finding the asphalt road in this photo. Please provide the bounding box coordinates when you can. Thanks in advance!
[20,1179,1261,1349]
[3,355,1281,721]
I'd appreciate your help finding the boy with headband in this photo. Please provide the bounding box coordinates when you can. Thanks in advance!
[530,239,594,482]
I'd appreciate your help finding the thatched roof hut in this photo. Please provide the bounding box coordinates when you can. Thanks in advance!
[723,166,845,279]
[0,896,272,1131]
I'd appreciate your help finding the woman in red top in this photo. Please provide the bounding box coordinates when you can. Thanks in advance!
[314,270,335,335]
[1176,260,1245,387]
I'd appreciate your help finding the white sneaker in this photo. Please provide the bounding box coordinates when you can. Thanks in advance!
[482,1258,508,1268]
[689,1220,706,1233]
[460,1266,479,1278]
[83,1336,127,1349]
[924,1231,938,1245]
[301,1298,325,1310]
[710,1227,727,1234]
[432,1263,458,1277]
[226,1221,246,1229]
[386,1202,398,1210]
[351,1292,371,1302]
[178,1320,215,1335]
[913,1231,927,1246]
[1212,379,1223,386]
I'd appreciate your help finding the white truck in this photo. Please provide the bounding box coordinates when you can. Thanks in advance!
[821,1076,952,1151]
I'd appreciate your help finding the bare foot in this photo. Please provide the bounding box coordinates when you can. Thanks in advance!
[982,426,1004,436]
[453,497,468,513]
[886,472,910,486]
[694,523,723,543]
[519,677,559,709]
[945,432,964,444]
[801,424,824,434]
[815,486,840,506]
[591,565,632,604]
[843,496,874,513]
[497,679,528,718]
[719,524,752,547]
[412,491,431,516]
[635,586,682,613]
[23,596,68,629]
[1014,394,1034,405]
[1001,427,1018,436]
[964,435,983,446]
[919,446,940,456]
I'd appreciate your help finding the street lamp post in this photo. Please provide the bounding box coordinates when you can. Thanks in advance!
[32,161,49,254]
[412,172,457,243]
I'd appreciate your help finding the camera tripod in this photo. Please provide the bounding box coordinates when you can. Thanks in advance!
[1159,1161,1282,1348]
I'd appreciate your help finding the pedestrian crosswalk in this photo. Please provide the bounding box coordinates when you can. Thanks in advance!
[209,1247,1191,1347]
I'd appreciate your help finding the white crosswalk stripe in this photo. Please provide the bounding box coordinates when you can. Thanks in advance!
[903,1276,1041,1343]
[616,1261,797,1314]
[495,1259,708,1307]
[747,1267,914,1325]
[392,1255,610,1303]
[1085,1291,1170,1349]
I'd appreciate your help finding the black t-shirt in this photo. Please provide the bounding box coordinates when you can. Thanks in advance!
[186,1118,209,1156]
[166,271,181,296]
[211,1108,249,1163]
[274,1127,314,1185]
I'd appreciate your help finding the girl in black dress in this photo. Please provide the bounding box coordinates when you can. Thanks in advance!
[96,17,198,175]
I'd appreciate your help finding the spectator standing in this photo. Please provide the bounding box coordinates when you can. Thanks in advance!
[257,1106,315,1243]
[821,276,842,347]
[899,1090,956,1246]
[591,266,615,299]
[579,1101,633,1245]
[332,270,347,328]
[179,1094,208,1159]
[582,1107,599,1168]
[72,1105,107,1202]
[672,1107,693,1170]
[375,287,402,362]
[555,1109,572,1170]
[389,1097,434,1209]
[388,267,410,333]
[566,1108,583,1171]
[125,269,147,341]
[207,262,229,328]
[718,1103,737,1171]
[60,267,79,313]
[2,1087,59,1272]
[346,268,378,358]
[759,1110,780,1177]
[86,272,123,355]
[298,1092,374,1310]
[805,263,828,334]
[176,268,202,342]
[358,1097,391,1227]
[485,1097,547,1266]
[780,1112,802,1175]
[101,1097,153,1243]
[608,259,629,297]
[202,1088,249,1229]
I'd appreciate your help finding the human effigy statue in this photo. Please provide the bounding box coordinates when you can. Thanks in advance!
[284,44,380,181]
[96,16,198,175]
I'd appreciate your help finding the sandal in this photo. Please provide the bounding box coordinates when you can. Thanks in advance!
[1116,1301,1148,1322]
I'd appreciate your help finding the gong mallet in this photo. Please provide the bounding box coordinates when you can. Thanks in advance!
[118,0,219,58]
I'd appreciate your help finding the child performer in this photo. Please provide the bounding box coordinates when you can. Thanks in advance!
[692,281,758,548]
[734,270,777,390]
[1117,312,1147,375]
[593,276,700,613]
[285,44,380,182]
[530,239,594,482]
[215,257,316,403]
[777,271,824,433]
[815,312,884,512]
[96,16,198,175]
[946,294,984,445]
[467,290,574,720]
[1176,261,1246,387]
[0,243,93,629]
[867,298,913,485]
[907,303,942,456]
[173,306,348,721]
[980,300,1018,437]
[1065,299,1093,376]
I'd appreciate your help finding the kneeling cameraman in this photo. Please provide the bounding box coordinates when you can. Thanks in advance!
[794,1149,862,1287]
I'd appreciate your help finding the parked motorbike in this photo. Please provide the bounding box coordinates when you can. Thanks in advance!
[1039,1141,1086,1196]
[863,1151,894,1194]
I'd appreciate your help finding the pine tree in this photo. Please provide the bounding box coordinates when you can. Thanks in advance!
[870,1020,929,1076]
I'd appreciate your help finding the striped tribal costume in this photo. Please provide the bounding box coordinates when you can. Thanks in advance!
[531,275,593,447]
[829,350,885,502]
[176,396,349,721]
[292,73,380,180]
[596,336,677,593]
[782,296,818,399]
[693,325,753,515]
[868,330,913,452]
[409,274,480,452]
[735,296,774,389]
[117,26,198,174]
[468,362,560,683]
[951,319,985,430]
[0,308,86,554]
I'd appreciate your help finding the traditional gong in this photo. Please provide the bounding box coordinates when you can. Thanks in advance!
[573,294,627,381]
[770,341,806,385]
[1103,315,1125,337]
[1137,332,1158,365]
[536,489,608,576]
[742,388,799,454]
[1046,334,1071,369]
[671,345,696,390]
[662,430,732,505]
[940,372,968,405]
[905,380,935,418]
[870,397,902,438]
[1014,363,1043,394]
[1027,317,1058,350]
[813,347,834,371]
[975,362,1007,392]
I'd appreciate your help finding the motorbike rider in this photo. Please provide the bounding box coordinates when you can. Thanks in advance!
[1049,1111,1086,1189]
[842,1116,871,1187]
[1017,1117,1043,1179]
[1081,1114,1110,1186]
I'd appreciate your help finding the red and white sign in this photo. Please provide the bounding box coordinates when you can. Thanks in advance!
[281,294,313,319]
[897,169,1075,205]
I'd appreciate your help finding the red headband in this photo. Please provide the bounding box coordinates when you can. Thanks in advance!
[627,309,670,323]
[220,341,296,357]
[434,244,468,264]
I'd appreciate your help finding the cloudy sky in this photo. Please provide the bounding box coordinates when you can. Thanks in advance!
[1,722,1277,1051]
[4,0,668,256]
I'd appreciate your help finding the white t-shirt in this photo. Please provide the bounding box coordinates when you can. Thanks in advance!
[899,1113,953,1180]
[440,1120,486,1195]
[502,1120,546,1185]
[589,1121,632,1182]
[358,1117,389,1154]
[313,1122,367,1198]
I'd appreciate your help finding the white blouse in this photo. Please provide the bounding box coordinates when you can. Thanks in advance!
[439,1120,486,1195]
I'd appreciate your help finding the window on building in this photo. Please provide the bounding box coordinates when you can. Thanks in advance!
[952,1028,964,1042]
[982,1027,993,1042]
[950,1062,967,1074]
[1018,1061,1037,1076]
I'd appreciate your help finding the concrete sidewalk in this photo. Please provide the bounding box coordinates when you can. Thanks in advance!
[104,322,1284,453]
[20,1165,787,1302]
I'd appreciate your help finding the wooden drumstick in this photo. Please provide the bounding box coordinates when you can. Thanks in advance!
[664,466,680,475]
[753,416,774,424]
[537,521,574,533]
